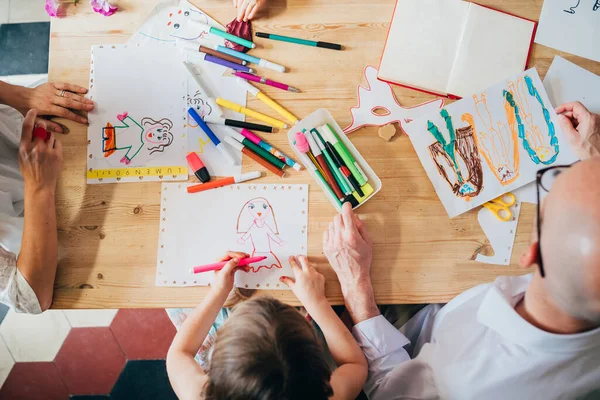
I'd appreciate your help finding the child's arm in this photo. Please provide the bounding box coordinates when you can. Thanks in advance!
[280,256,368,400]
[166,251,249,400]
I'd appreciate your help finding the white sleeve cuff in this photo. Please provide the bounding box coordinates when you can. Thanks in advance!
[352,315,411,362]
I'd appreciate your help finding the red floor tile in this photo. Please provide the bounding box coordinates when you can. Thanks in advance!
[0,362,69,400]
[54,327,126,395]
[110,309,176,360]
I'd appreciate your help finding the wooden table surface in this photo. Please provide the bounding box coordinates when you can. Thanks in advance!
[48,0,600,308]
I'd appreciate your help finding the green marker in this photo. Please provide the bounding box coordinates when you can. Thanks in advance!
[308,128,351,195]
[191,21,255,49]
[256,32,342,51]
[321,124,368,186]
[230,130,285,169]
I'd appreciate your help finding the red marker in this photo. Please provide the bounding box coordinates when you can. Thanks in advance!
[186,152,210,183]
[33,126,51,141]
[190,256,268,274]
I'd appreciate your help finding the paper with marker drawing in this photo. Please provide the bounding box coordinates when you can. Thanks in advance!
[403,68,578,218]
[87,45,187,183]
[535,0,600,62]
[156,184,309,289]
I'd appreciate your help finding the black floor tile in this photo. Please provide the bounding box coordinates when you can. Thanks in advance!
[0,22,50,76]
[110,360,176,400]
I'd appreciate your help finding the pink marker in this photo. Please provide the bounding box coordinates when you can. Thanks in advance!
[240,129,302,171]
[189,256,267,274]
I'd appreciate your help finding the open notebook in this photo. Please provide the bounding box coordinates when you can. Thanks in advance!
[378,0,536,98]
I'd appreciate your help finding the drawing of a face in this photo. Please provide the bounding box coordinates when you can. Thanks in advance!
[141,117,174,155]
[167,8,210,41]
[236,197,278,234]
[187,91,212,126]
[247,199,272,221]
[145,124,170,144]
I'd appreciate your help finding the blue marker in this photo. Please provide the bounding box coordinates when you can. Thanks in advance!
[215,45,286,73]
[188,107,236,165]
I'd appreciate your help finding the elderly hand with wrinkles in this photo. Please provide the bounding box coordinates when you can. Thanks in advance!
[1,81,94,133]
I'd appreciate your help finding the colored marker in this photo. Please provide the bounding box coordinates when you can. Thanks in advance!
[216,98,288,129]
[186,152,210,183]
[187,171,262,194]
[216,45,286,72]
[227,130,286,170]
[293,139,342,209]
[190,20,256,49]
[234,78,298,124]
[324,140,364,197]
[190,256,267,274]
[187,107,236,165]
[179,41,247,65]
[183,62,224,118]
[231,71,300,93]
[320,124,368,186]
[306,133,345,201]
[309,128,351,195]
[240,129,301,171]
[203,115,276,133]
[256,32,342,50]
[202,53,253,72]
[224,136,286,178]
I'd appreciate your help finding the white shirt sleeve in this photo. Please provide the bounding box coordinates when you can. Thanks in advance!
[0,247,42,314]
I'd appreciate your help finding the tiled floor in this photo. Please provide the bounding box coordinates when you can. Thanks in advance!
[0,309,178,399]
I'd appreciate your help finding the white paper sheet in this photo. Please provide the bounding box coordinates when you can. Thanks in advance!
[404,68,578,218]
[156,184,309,289]
[475,199,521,265]
[535,0,600,62]
[544,56,600,114]
[87,45,187,183]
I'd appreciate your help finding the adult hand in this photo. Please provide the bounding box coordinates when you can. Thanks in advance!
[280,255,327,311]
[212,251,250,294]
[14,82,94,131]
[556,102,600,160]
[234,0,267,21]
[18,109,63,194]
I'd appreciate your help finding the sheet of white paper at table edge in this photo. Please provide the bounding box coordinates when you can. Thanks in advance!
[156,184,309,289]
[535,0,600,63]
[86,45,187,183]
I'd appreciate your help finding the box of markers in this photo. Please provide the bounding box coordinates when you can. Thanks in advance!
[287,109,382,211]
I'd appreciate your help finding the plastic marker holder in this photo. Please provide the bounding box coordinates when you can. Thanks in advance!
[287,109,381,211]
[187,107,236,165]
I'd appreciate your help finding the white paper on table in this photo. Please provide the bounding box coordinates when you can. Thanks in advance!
[544,56,600,114]
[156,184,309,289]
[403,67,578,218]
[535,0,600,62]
[87,45,187,183]
[475,199,521,265]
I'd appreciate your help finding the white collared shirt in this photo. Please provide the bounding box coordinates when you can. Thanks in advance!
[352,274,600,400]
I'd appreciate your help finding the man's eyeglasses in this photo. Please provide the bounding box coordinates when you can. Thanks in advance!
[536,165,572,278]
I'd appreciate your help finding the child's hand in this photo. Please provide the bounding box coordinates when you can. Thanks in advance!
[234,0,267,21]
[280,255,327,311]
[212,251,250,295]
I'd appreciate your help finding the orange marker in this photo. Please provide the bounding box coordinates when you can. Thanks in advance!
[187,171,262,194]
[224,136,287,178]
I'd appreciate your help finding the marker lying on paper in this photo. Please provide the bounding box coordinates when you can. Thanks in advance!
[234,78,298,125]
[182,62,224,118]
[230,71,300,93]
[216,98,288,129]
[186,152,210,183]
[187,171,262,194]
[190,20,256,49]
[216,45,286,73]
[187,107,236,165]
[179,41,247,65]
[224,136,286,178]
[203,115,276,133]
[190,256,267,274]
[193,52,254,73]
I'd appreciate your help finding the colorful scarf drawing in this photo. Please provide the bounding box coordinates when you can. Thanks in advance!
[236,197,285,273]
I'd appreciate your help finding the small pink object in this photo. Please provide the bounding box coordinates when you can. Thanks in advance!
[294,131,310,153]
[90,0,118,16]
[239,128,261,146]
[44,0,60,17]
[117,112,128,121]
[190,256,268,274]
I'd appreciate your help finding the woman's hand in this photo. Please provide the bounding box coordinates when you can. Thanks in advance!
[18,109,63,194]
[13,82,94,131]
[234,0,267,21]
[212,251,250,295]
[280,255,327,312]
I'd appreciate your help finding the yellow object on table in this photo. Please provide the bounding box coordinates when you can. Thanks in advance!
[482,192,516,222]
[216,98,288,129]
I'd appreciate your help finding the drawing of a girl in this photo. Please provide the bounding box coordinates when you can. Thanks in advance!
[102,112,174,165]
[236,197,285,273]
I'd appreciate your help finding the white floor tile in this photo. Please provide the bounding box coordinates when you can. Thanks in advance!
[9,0,50,23]
[0,0,9,24]
[63,309,119,328]
[0,310,71,362]
[0,337,14,387]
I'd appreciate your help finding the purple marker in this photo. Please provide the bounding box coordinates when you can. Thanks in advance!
[204,54,254,73]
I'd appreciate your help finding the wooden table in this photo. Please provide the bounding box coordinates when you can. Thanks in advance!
[48,0,600,308]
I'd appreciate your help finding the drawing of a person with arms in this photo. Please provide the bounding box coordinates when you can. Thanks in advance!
[236,197,285,272]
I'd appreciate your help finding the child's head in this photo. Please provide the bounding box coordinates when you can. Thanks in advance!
[205,297,333,400]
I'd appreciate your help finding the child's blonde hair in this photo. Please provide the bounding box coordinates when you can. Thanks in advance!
[205,297,333,400]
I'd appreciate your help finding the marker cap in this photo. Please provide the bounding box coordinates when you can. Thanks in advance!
[294,131,310,153]
[224,135,244,151]
[236,171,262,182]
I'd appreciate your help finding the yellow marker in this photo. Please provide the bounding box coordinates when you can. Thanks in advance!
[216,98,288,129]
[352,182,374,203]
[234,77,298,124]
